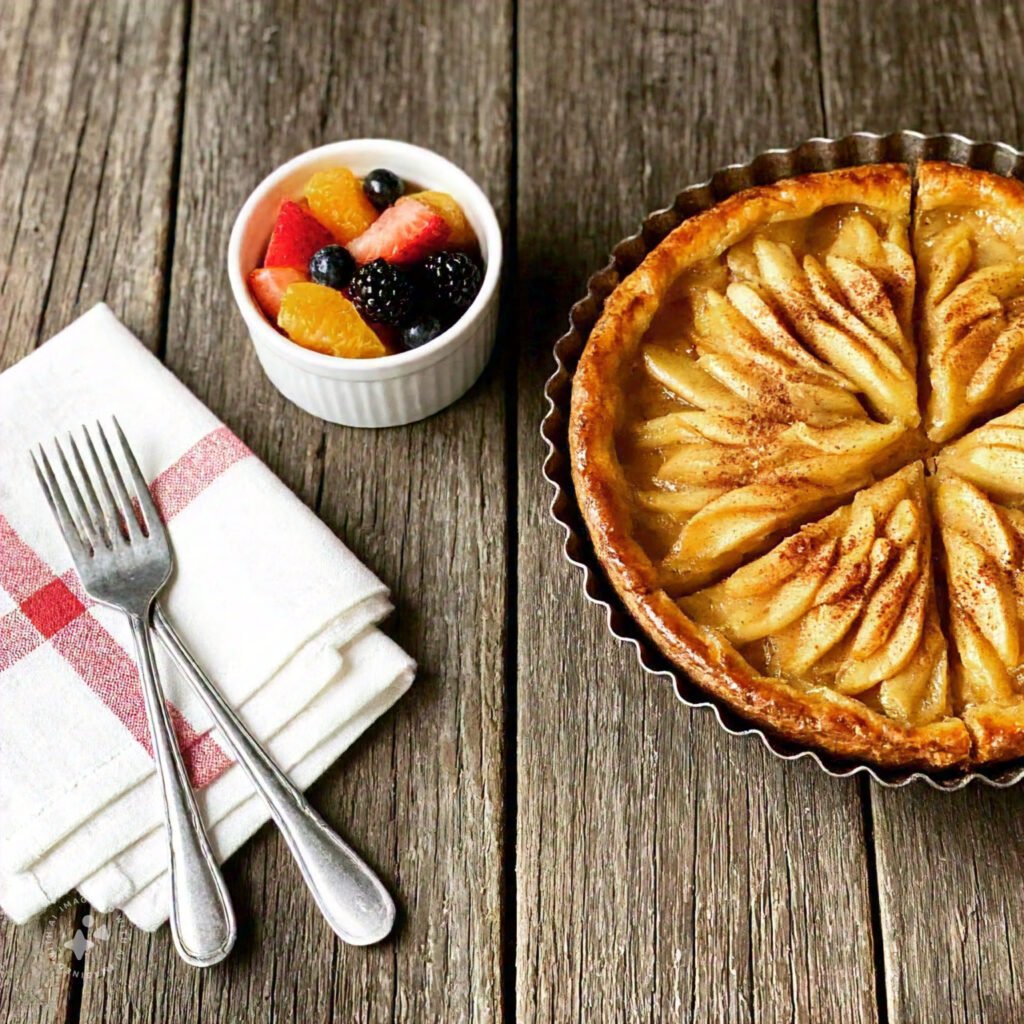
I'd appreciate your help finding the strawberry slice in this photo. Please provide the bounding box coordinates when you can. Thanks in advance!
[264,200,334,269]
[248,266,306,321]
[400,191,476,249]
[347,199,448,265]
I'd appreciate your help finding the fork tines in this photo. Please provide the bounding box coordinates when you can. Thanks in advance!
[32,419,159,557]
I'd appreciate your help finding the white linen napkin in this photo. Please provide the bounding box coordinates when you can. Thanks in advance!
[0,304,415,930]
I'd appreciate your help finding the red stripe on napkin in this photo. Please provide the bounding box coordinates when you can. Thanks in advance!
[0,608,42,672]
[20,578,85,638]
[0,426,254,788]
[0,514,58,602]
[150,426,251,521]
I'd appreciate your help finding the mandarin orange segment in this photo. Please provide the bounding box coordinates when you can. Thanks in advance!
[304,168,379,244]
[402,191,475,249]
[278,282,386,358]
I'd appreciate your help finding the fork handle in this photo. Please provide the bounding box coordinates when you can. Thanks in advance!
[152,604,396,946]
[128,612,236,967]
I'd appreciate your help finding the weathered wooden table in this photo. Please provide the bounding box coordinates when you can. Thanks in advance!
[3,1,1024,1020]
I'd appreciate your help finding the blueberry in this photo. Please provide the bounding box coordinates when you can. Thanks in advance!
[401,315,445,349]
[308,245,355,290]
[419,251,482,318]
[348,258,416,326]
[362,168,404,211]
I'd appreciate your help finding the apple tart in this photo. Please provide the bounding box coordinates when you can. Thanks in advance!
[570,161,1024,769]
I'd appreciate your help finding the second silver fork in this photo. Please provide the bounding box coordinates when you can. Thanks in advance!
[33,421,236,967]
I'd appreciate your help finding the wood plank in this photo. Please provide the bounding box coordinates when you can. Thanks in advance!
[819,1,1024,1021]
[77,0,512,1021]
[515,1,878,1021]
[0,0,184,365]
[0,1,186,1021]
[0,902,74,1024]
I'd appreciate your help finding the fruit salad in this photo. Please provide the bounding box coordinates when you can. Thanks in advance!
[248,166,484,358]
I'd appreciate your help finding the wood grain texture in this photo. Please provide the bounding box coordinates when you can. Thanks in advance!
[0,0,185,365]
[818,0,1024,141]
[75,0,512,1021]
[515,1,877,1021]
[0,904,75,1024]
[0,1,185,1021]
[819,2,1024,1021]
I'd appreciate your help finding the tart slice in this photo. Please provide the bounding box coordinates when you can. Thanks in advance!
[935,405,1024,761]
[629,345,908,591]
[572,164,920,600]
[915,162,1024,441]
[676,463,967,766]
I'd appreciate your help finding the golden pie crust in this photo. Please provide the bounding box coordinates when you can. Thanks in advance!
[570,161,1024,770]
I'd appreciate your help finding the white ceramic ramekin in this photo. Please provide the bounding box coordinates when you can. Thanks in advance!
[228,139,502,427]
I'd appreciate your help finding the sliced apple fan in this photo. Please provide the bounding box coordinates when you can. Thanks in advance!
[917,164,1024,442]
[680,463,950,728]
[632,212,915,591]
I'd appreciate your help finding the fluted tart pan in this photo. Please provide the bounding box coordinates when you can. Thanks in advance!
[542,130,1024,791]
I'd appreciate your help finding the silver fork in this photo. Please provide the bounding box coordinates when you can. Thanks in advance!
[33,420,236,967]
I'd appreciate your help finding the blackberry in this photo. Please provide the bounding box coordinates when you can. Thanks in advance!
[347,258,415,326]
[419,251,482,318]
[362,168,404,211]
[401,315,445,349]
[308,245,356,290]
